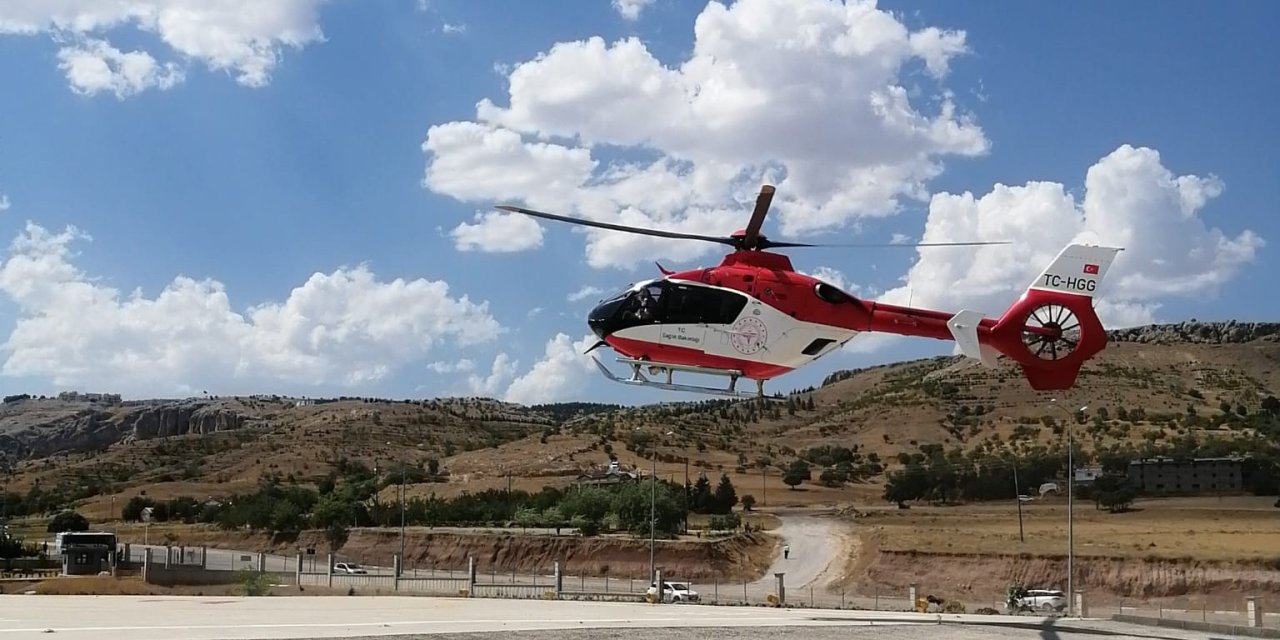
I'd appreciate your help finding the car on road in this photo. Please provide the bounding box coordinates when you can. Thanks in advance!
[1008,588,1066,612]
[647,581,699,603]
[334,562,369,575]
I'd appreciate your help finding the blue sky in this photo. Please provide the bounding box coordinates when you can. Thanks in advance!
[0,0,1275,405]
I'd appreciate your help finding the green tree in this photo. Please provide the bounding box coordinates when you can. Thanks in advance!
[46,510,89,533]
[883,464,928,508]
[783,460,810,490]
[740,494,756,512]
[711,474,737,514]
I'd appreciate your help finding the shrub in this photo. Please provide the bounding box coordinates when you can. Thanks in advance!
[237,570,273,596]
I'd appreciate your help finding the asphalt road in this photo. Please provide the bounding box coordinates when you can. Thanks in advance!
[0,595,1211,640]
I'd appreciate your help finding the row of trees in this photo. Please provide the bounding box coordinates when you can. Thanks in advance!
[881,431,1279,509]
[118,465,751,546]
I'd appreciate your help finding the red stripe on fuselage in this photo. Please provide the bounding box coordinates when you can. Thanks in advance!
[605,335,794,380]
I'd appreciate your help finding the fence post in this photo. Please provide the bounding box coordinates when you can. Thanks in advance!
[654,569,663,604]
[1074,591,1087,618]
[909,583,918,609]
[142,547,151,583]
[295,553,303,586]
[164,546,171,570]
[774,572,785,607]
[256,553,266,573]
[1246,596,1262,627]
[554,561,562,599]
[467,556,476,597]
[200,546,207,569]
[326,553,333,588]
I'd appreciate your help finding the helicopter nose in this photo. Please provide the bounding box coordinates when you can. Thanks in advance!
[588,302,612,339]
[588,297,626,339]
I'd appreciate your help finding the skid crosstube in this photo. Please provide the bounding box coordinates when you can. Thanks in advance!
[592,356,777,399]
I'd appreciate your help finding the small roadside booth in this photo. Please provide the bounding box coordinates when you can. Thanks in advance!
[57,531,117,576]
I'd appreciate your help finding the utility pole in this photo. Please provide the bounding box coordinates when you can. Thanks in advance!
[1013,463,1024,543]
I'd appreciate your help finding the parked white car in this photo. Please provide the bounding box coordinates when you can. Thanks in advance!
[1009,588,1066,612]
[334,562,368,575]
[647,581,699,603]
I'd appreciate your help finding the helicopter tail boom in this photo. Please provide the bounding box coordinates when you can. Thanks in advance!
[866,243,1123,390]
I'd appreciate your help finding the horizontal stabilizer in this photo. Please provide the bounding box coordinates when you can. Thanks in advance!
[947,309,1000,367]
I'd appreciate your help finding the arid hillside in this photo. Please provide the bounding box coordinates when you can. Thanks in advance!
[2,321,1278,514]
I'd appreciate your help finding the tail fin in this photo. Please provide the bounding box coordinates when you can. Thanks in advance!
[982,243,1124,390]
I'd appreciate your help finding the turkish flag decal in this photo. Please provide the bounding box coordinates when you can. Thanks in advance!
[1083,263,1099,274]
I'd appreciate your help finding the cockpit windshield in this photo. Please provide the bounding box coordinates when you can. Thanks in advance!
[588,279,748,338]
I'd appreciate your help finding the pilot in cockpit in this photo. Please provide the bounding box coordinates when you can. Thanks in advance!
[634,287,655,321]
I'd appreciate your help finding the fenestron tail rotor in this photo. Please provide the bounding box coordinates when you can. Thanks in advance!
[1021,303,1081,361]
[494,184,1010,252]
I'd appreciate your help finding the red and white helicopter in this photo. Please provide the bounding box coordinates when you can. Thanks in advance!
[497,185,1122,399]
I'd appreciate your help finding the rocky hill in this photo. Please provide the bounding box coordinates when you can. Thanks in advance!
[2,321,1277,511]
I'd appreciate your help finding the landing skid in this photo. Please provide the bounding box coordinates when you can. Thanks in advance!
[592,356,773,400]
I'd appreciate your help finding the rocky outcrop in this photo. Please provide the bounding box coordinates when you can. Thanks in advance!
[0,400,255,462]
[1108,321,1280,345]
[119,405,246,441]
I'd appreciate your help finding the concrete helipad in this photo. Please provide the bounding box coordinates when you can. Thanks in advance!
[0,595,1209,640]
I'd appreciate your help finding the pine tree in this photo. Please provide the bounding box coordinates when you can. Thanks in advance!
[712,473,738,514]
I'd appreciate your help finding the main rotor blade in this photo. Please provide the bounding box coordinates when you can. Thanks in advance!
[741,185,775,250]
[495,205,737,247]
[761,239,1012,249]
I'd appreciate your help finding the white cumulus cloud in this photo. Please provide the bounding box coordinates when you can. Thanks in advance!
[503,333,597,404]
[451,210,544,253]
[567,285,606,302]
[422,0,987,269]
[466,353,519,397]
[57,38,184,99]
[0,222,504,395]
[613,0,655,21]
[876,144,1263,328]
[0,194,9,212]
[0,0,329,95]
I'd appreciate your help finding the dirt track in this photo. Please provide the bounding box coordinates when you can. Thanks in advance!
[750,514,848,591]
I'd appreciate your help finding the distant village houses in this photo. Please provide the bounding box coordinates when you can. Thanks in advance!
[575,460,640,486]
[1126,456,1243,494]
[57,391,122,405]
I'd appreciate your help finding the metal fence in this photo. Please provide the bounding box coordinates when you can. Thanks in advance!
[118,544,1279,631]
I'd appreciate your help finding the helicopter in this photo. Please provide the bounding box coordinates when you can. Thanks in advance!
[496,185,1123,399]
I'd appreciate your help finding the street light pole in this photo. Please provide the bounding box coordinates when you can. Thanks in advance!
[649,450,656,585]
[400,462,406,570]
[1051,399,1087,617]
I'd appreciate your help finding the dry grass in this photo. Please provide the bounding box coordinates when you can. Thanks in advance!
[843,494,1280,561]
